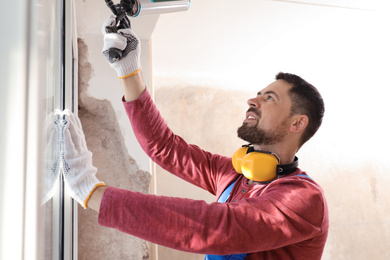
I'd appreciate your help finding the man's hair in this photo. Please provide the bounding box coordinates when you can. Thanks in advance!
[275,72,325,147]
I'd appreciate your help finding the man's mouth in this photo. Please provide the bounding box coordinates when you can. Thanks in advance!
[246,114,256,120]
[245,108,260,122]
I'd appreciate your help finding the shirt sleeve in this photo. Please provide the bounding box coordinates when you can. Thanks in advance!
[98,177,327,255]
[122,89,237,195]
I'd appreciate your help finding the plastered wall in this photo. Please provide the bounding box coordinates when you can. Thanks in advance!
[153,84,251,260]
[153,84,390,260]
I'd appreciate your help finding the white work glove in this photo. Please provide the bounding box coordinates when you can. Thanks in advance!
[102,15,141,78]
[62,111,105,208]
[41,110,63,205]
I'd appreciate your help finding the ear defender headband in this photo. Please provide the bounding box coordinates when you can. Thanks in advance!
[232,144,299,182]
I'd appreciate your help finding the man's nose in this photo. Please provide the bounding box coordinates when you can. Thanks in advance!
[247,97,260,108]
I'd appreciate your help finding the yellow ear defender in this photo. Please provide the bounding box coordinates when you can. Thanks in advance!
[232,144,299,182]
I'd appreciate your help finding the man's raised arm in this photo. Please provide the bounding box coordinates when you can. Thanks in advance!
[121,72,146,102]
[102,15,146,102]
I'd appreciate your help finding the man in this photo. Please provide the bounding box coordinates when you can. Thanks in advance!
[61,16,328,259]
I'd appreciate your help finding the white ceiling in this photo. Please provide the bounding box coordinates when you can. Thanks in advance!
[271,0,389,11]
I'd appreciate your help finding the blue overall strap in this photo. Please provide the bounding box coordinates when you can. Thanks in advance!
[295,174,313,179]
[205,253,248,260]
[205,179,248,260]
[218,180,236,203]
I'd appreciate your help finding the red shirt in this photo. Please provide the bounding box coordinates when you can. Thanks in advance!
[98,89,329,259]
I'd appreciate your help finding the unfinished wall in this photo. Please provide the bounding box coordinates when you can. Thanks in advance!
[77,38,151,260]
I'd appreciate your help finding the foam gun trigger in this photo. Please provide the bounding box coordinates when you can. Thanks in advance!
[104,0,135,62]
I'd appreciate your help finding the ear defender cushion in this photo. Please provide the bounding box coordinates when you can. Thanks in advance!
[232,146,249,174]
[232,146,279,182]
[241,152,279,182]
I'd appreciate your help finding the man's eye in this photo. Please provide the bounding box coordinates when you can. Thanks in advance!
[266,95,274,101]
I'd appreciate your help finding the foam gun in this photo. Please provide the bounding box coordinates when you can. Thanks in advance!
[104,0,190,61]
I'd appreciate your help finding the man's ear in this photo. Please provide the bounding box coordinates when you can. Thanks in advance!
[290,115,309,133]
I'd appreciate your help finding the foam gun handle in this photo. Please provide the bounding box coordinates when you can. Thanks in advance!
[105,0,132,62]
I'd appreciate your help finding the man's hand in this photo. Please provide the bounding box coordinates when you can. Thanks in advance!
[102,15,141,79]
[41,110,63,205]
[62,111,105,208]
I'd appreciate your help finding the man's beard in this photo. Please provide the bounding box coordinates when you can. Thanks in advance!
[237,116,288,145]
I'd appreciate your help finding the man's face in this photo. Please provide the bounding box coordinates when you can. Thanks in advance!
[237,79,293,145]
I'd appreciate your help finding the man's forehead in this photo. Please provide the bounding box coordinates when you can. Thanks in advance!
[258,79,291,95]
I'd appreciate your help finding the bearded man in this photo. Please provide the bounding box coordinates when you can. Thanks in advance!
[60,16,328,260]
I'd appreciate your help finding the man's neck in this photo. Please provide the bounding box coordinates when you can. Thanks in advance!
[247,179,272,185]
[253,144,296,165]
